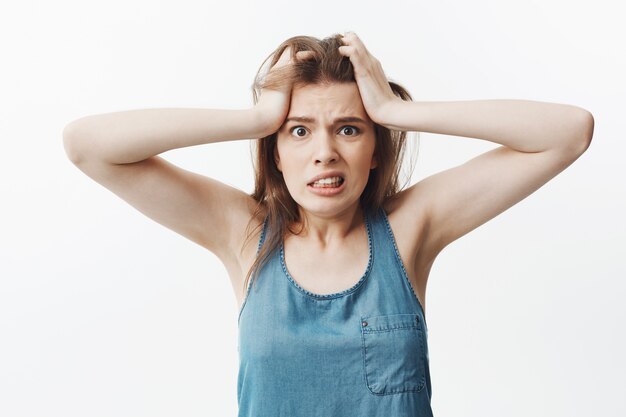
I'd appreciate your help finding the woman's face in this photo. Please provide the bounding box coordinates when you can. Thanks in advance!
[275,82,377,218]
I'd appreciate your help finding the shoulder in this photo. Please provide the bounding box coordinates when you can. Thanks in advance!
[381,184,439,266]
[225,201,269,278]
[237,201,269,258]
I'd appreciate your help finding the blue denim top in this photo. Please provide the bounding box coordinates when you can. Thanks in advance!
[237,206,433,417]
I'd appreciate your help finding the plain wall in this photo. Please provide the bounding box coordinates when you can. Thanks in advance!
[1,0,623,416]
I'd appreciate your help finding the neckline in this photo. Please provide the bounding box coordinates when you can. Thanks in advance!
[279,209,373,300]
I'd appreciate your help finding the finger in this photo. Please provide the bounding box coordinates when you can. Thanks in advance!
[277,48,315,66]
[271,48,290,69]
[340,31,360,44]
[295,50,315,60]
[337,45,355,57]
[340,32,369,54]
[279,46,293,60]
[339,44,363,65]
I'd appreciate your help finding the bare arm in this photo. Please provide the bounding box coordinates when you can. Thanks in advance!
[61,104,286,265]
[62,47,312,165]
[63,107,273,165]
[380,98,594,257]
[61,46,311,306]
[61,105,275,271]
[381,99,593,152]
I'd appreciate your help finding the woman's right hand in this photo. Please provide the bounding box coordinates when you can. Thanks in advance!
[253,46,315,136]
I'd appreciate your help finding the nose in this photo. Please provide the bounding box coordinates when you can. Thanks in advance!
[313,132,339,165]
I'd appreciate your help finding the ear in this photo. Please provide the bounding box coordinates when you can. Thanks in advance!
[274,146,282,172]
[370,153,378,169]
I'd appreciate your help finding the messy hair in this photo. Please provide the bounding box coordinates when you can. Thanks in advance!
[239,33,419,297]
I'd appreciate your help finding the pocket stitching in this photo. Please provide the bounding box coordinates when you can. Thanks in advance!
[361,313,426,395]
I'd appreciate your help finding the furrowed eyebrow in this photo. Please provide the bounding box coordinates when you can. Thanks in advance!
[285,116,368,125]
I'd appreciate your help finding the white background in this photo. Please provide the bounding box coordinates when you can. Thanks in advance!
[1,0,624,416]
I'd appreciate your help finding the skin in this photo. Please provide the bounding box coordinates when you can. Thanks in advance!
[270,81,383,297]
[275,82,378,246]
[65,31,593,316]
[264,31,593,311]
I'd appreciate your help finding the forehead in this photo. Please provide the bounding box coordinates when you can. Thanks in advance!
[288,82,370,122]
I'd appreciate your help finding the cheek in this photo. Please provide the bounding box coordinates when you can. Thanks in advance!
[358,143,376,167]
[277,142,306,169]
[275,140,288,170]
[276,152,301,187]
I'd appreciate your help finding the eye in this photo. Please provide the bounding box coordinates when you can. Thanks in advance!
[288,125,362,138]
[340,125,360,136]
[289,126,308,138]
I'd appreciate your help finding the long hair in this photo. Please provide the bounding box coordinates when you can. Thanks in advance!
[240,33,419,295]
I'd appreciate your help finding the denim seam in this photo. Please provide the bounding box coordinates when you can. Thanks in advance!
[363,325,419,333]
[362,313,420,332]
[360,315,426,395]
[279,210,373,301]
[238,216,268,325]
[380,207,428,327]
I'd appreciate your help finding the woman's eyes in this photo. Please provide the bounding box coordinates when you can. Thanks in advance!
[289,125,361,138]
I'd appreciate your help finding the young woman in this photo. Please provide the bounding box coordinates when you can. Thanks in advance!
[63,32,594,417]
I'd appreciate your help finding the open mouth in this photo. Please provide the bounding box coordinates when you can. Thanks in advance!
[308,176,345,188]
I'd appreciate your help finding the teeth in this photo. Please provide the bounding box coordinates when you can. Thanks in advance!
[312,176,343,187]
[313,176,342,184]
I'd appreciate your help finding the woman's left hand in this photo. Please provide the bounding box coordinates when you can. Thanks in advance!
[338,32,401,128]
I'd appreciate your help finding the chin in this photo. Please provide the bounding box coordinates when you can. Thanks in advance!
[299,197,355,217]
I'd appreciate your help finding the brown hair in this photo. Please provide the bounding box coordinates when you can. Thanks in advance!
[240,33,418,296]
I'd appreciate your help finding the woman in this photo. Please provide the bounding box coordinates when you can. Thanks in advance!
[63,32,594,417]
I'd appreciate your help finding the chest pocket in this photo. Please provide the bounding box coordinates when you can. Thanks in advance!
[360,313,427,395]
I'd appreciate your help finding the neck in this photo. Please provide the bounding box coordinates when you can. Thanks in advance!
[290,202,365,249]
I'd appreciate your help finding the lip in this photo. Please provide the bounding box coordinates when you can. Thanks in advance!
[307,170,346,185]
[307,178,346,196]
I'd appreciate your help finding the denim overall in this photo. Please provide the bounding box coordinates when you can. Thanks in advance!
[237,206,433,417]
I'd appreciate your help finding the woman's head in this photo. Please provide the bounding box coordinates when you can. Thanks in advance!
[275,81,377,220]
[241,33,416,292]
